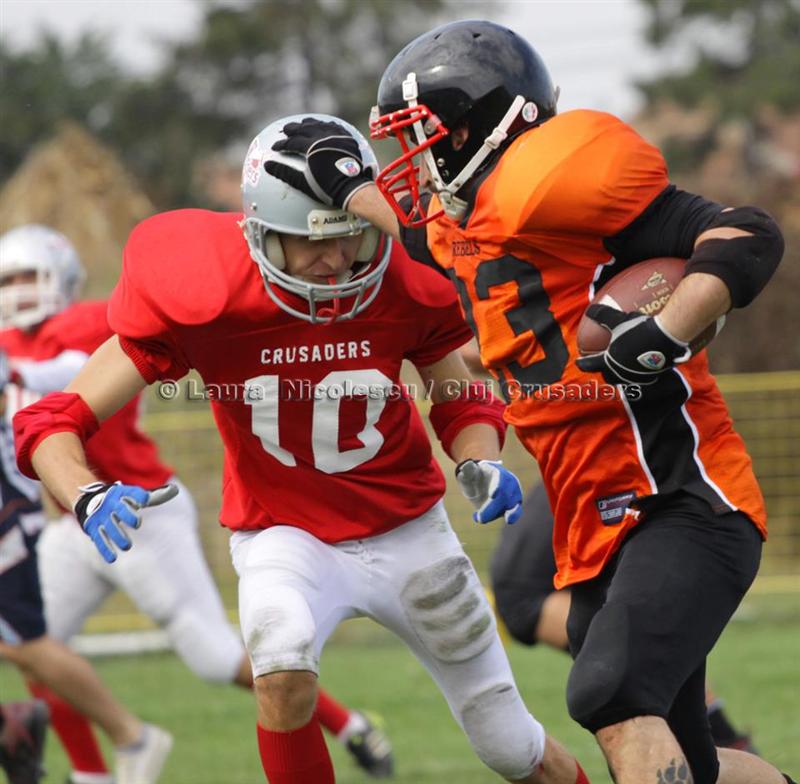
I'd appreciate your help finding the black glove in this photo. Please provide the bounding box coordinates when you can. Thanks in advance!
[265,118,374,209]
[576,304,691,386]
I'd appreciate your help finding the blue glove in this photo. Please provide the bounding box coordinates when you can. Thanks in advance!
[74,482,179,563]
[455,460,523,524]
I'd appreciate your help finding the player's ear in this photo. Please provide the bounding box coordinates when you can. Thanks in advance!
[264,233,286,270]
[355,227,381,262]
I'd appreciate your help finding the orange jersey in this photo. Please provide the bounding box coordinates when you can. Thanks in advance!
[425,110,766,588]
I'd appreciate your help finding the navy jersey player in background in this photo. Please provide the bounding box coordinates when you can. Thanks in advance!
[0,352,173,784]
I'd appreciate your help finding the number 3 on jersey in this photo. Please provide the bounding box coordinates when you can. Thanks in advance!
[453,255,569,401]
[245,369,391,474]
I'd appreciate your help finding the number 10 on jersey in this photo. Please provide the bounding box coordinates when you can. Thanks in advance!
[245,369,392,474]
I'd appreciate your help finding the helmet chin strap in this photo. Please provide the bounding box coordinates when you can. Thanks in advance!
[316,276,343,325]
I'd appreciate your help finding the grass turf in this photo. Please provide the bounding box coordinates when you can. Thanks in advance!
[2,617,798,783]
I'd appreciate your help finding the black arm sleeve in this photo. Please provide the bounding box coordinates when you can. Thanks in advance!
[603,185,723,269]
[684,206,784,307]
[397,193,449,279]
[603,185,783,307]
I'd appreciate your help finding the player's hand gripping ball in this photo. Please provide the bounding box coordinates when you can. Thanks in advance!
[576,257,725,385]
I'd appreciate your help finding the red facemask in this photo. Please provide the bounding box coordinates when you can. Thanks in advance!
[369,105,450,228]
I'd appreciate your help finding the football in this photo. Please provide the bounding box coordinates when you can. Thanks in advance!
[577,257,725,356]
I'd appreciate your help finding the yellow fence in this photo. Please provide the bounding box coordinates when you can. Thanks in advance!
[717,371,800,583]
[85,370,800,632]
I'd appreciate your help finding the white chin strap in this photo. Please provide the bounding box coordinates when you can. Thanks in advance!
[403,72,528,221]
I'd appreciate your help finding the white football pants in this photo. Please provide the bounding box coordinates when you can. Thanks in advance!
[230,500,546,779]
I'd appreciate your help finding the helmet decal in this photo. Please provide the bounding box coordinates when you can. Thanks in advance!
[522,102,539,123]
[243,136,264,188]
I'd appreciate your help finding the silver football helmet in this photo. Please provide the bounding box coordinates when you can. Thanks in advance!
[0,224,86,330]
[241,113,390,324]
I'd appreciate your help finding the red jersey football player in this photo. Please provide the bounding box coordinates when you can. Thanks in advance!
[0,224,394,781]
[263,21,792,784]
[13,115,591,784]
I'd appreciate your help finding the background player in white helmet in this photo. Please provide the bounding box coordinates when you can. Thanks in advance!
[14,113,591,784]
[0,225,85,333]
[0,222,394,781]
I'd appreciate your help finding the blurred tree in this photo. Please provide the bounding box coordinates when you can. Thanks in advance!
[107,0,461,207]
[635,0,800,372]
[0,33,123,182]
[2,0,492,209]
[637,0,800,116]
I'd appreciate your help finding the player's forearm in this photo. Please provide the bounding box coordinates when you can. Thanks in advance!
[664,210,784,343]
[421,351,507,460]
[656,272,730,343]
[458,340,487,377]
[347,184,401,241]
[31,431,99,510]
[449,422,501,463]
[658,222,767,342]
[15,338,146,490]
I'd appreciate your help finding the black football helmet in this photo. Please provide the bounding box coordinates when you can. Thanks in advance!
[369,20,558,226]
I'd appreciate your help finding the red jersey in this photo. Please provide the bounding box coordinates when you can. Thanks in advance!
[0,301,173,488]
[107,209,472,540]
[423,110,766,588]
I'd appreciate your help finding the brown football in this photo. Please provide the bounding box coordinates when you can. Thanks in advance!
[577,257,725,356]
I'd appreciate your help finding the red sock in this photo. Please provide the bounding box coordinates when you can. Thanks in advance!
[257,718,335,783]
[27,682,109,774]
[314,689,350,736]
[575,761,591,783]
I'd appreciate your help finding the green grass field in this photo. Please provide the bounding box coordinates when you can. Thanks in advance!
[2,615,798,783]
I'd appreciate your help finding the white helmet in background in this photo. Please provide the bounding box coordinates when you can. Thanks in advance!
[241,113,390,324]
[0,224,86,330]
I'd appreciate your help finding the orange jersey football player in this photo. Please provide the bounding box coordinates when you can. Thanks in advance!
[265,20,790,784]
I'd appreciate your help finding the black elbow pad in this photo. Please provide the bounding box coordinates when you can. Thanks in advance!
[684,206,784,308]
